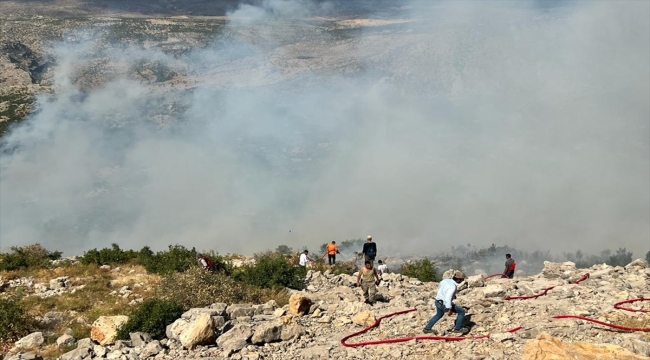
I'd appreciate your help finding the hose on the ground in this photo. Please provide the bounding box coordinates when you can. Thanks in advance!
[340,272,649,347]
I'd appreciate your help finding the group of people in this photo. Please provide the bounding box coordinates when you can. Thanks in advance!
[199,238,518,337]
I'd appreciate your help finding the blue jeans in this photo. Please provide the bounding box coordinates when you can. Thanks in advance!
[424,300,466,330]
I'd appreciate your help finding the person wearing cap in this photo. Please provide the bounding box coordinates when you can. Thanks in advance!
[423,271,469,335]
[361,235,377,264]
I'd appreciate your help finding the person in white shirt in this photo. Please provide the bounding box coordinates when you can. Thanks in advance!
[377,260,389,275]
[423,271,469,335]
[299,250,313,267]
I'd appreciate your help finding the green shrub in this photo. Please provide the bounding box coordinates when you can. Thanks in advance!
[79,243,139,266]
[116,299,184,340]
[0,297,35,342]
[233,252,306,290]
[400,258,439,282]
[0,244,62,271]
[157,267,286,309]
[139,245,198,275]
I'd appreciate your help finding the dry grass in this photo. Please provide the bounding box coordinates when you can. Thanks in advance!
[5,263,160,345]
[157,267,290,309]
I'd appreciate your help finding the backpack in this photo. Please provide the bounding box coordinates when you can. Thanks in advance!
[366,244,376,258]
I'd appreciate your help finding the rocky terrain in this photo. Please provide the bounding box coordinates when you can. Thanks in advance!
[3,259,649,360]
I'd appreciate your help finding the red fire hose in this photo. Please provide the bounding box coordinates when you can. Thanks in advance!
[340,272,649,347]
[485,273,504,279]
[614,298,650,313]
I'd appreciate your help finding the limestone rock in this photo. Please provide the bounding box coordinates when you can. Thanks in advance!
[14,332,44,350]
[91,315,128,346]
[542,261,577,280]
[522,333,648,360]
[179,312,216,349]
[217,324,252,354]
[129,331,151,347]
[251,321,283,344]
[141,340,164,358]
[482,284,506,298]
[56,334,75,348]
[166,318,189,340]
[352,310,376,327]
[280,324,306,341]
[288,293,312,316]
[466,274,485,288]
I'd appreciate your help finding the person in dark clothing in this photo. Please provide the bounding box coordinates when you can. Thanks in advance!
[362,235,377,264]
[503,253,516,279]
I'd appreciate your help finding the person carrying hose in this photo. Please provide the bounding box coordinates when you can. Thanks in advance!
[326,241,341,265]
[502,253,516,279]
[423,271,469,335]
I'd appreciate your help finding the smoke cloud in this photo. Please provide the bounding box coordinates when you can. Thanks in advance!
[1,0,648,258]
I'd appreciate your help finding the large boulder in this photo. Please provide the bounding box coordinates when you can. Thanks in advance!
[289,293,312,316]
[166,318,189,340]
[217,324,252,354]
[466,274,486,288]
[13,332,44,350]
[179,313,216,349]
[541,261,577,280]
[280,324,306,341]
[482,284,506,298]
[251,321,284,344]
[522,333,648,360]
[91,316,128,346]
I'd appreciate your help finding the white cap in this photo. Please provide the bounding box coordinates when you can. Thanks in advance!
[367,235,372,240]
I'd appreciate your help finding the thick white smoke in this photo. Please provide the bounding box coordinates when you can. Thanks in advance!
[0,0,648,258]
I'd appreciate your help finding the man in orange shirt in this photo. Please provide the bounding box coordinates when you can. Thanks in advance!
[326,241,341,265]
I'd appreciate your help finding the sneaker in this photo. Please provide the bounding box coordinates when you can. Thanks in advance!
[452,327,470,335]
[422,329,438,335]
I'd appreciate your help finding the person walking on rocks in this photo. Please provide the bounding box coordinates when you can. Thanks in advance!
[362,235,377,264]
[326,241,341,265]
[502,253,516,279]
[423,271,469,335]
[357,260,381,305]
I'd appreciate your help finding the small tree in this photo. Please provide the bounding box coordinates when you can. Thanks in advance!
[275,245,293,255]
[646,250,650,263]
[399,258,439,282]
[608,247,633,267]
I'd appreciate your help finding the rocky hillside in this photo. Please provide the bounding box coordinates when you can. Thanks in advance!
[3,259,649,360]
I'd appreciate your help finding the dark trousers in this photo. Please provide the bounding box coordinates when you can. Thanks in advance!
[328,254,336,265]
[504,270,514,279]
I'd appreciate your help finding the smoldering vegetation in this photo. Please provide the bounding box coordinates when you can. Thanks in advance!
[0,0,648,262]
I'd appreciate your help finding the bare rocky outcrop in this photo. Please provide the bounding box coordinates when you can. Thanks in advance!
[8,259,650,360]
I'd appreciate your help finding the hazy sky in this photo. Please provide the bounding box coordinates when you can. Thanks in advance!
[1,0,648,258]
